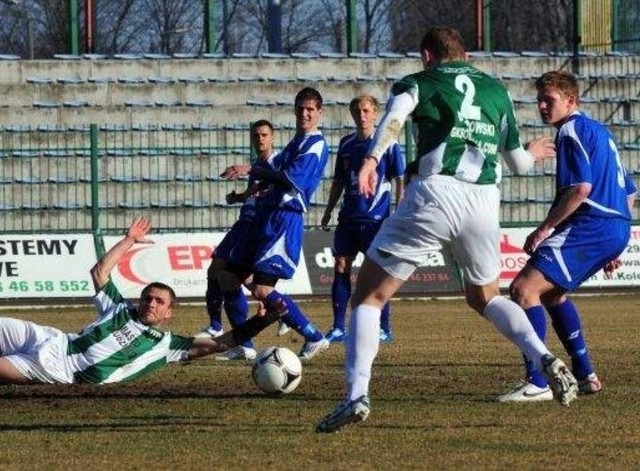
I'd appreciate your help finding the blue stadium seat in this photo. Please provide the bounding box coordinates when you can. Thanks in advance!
[88,77,115,83]
[149,77,177,84]
[113,53,142,60]
[118,77,147,84]
[33,101,61,108]
[54,54,81,60]
[82,53,108,60]
[260,53,289,59]
[57,77,86,84]
[174,53,199,59]
[178,76,207,83]
[124,100,153,107]
[144,53,171,59]
[63,100,90,107]
[27,77,55,84]
[186,100,213,107]
[155,100,181,107]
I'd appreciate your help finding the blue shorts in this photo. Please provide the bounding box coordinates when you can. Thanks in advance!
[214,218,255,261]
[527,216,630,291]
[333,219,384,257]
[251,209,303,280]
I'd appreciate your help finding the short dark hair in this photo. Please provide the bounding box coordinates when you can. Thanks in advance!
[251,119,274,133]
[295,87,323,109]
[141,282,176,307]
[420,26,466,61]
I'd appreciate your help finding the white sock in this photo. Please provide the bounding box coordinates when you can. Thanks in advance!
[346,304,381,401]
[484,296,550,370]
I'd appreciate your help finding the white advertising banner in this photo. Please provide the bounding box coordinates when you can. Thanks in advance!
[499,226,640,289]
[104,232,313,299]
[0,234,95,299]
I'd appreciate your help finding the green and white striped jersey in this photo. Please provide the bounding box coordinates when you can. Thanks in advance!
[63,280,193,384]
[394,61,523,184]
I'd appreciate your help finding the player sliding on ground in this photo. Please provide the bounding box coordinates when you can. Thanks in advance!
[0,217,283,385]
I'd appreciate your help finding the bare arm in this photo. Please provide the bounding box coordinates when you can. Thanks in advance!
[523,183,591,254]
[321,179,346,229]
[90,217,153,292]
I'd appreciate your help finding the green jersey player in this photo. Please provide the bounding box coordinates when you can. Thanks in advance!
[317,26,578,433]
[0,217,281,385]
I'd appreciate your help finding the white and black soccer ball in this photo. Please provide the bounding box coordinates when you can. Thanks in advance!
[252,347,302,395]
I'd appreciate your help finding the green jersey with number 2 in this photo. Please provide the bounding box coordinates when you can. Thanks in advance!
[396,61,523,184]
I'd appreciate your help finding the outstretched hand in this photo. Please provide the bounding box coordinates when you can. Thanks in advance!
[527,137,556,163]
[127,216,154,244]
[220,164,251,180]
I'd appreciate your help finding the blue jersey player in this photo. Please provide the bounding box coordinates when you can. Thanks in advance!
[198,120,278,361]
[320,95,404,344]
[219,87,331,361]
[499,71,637,402]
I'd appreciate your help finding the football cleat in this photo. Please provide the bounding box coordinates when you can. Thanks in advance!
[316,395,371,433]
[496,380,553,402]
[215,346,256,362]
[379,329,394,344]
[541,354,579,406]
[298,337,330,361]
[276,319,291,336]
[578,373,602,394]
[325,327,347,343]
[195,325,224,338]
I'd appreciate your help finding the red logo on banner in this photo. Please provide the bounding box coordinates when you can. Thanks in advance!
[500,235,528,281]
[117,247,151,285]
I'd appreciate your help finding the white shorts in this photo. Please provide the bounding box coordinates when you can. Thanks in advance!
[367,174,501,285]
[0,318,73,384]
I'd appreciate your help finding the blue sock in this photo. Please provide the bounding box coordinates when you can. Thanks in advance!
[524,305,548,387]
[331,271,351,331]
[264,290,323,342]
[223,288,253,349]
[380,303,391,333]
[205,276,223,332]
[548,299,594,379]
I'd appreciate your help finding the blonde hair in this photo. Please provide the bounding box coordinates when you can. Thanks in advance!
[349,95,380,114]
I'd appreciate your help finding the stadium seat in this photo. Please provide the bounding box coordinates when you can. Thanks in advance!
[57,77,86,84]
[33,101,61,108]
[27,77,55,84]
[54,54,81,60]
[186,100,213,107]
[178,76,207,83]
[118,77,147,84]
[149,77,177,84]
[144,53,171,59]
[113,53,142,60]
[82,53,108,60]
[261,53,289,59]
[124,100,154,107]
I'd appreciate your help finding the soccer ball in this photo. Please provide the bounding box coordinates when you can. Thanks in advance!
[252,347,302,395]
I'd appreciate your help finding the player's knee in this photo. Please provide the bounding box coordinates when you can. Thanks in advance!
[509,277,531,306]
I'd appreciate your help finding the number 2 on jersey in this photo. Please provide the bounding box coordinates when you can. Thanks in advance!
[455,74,481,121]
